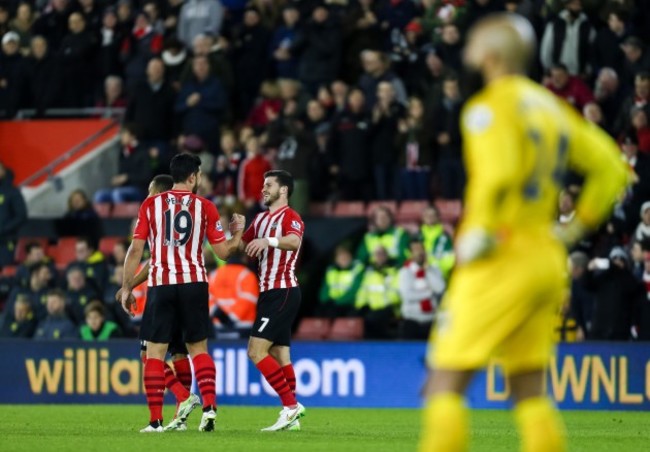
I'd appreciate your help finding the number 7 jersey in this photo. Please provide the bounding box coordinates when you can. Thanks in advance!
[242,206,304,292]
[459,75,629,243]
[133,190,226,286]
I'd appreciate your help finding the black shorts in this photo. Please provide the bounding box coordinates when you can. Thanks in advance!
[140,324,188,356]
[250,287,301,346]
[139,282,211,345]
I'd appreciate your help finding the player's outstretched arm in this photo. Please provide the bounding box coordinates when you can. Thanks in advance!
[211,213,246,261]
[115,260,149,304]
[244,234,301,258]
[121,239,146,315]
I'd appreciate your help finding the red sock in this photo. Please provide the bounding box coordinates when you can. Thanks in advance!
[143,358,165,422]
[256,356,297,407]
[173,357,192,391]
[192,353,216,409]
[282,364,296,394]
[164,362,190,402]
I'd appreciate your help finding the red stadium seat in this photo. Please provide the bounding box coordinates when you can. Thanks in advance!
[294,317,332,340]
[396,201,430,223]
[435,199,462,224]
[14,237,50,263]
[328,317,364,341]
[333,202,366,217]
[50,237,79,269]
[366,201,398,217]
[93,202,112,218]
[309,202,333,217]
[99,236,124,258]
[112,202,141,218]
[1,265,17,277]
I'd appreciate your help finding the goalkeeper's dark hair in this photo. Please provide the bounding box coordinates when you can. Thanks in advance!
[264,170,294,198]
[151,174,173,193]
[170,153,202,183]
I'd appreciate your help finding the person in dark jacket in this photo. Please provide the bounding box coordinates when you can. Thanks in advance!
[124,57,175,146]
[21,35,62,114]
[0,162,27,267]
[97,8,125,83]
[269,4,301,80]
[0,295,38,339]
[341,0,382,84]
[175,55,227,153]
[328,88,372,201]
[65,266,101,325]
[357,50,408,110]
[93,123,153,202]
[588,247,645,341]
[58,12,98,107]
[34,289,78,340]
[591,7,628,73]
[120,11,163,95]
[0,31,24,118]
[80,300,123,340]
[5,262,53,322]
[291,4,341,95]
[568,251,594,340]
[32,0,72,52]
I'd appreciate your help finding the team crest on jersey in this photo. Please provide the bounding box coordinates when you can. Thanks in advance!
[270,221,279,230]
[464,104,493,133]
[216,220,223,232]
[291,220,301,230]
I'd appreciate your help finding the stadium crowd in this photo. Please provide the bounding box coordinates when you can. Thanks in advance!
[1,0,650,341]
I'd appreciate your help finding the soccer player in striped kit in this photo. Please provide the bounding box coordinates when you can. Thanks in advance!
[242,170,306,431]
[121,154,245,433]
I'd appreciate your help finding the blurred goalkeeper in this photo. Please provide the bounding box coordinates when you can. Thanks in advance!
[419,13,630,452]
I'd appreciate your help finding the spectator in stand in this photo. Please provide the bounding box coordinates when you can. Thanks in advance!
[108,239,129,268]
[540,0,595,77]
[620,37,650,90]
[96,75,127,109]
[594,67,624,132]
[208,254,259,334]
[266,105,317,215]
[278,78,311,117]
[317,246,365,318]
[143,1,165,35]
[162,0,184,36]
[637,252,650,340]
[9,2,35,55]
[304,99,329,133]
[68,236,109,294]
[390,20,427,96]
[568,251,593,340]
[291,4,341,95]
[545,63,594,111]
[212,130,243,205]
[634,201,650,243]
[357,205,409,266]
[377,0,417,46]
[433,72,464,199]
[398,237,445,340]
[177,0,224,47]
[621,132,650,233]
[116,0,135,35]
[396,96,434,200]
[370,81,405,200]
[32,0,72,52]
[15,241,56,288]
[591,6,628,72]
[328,88,372,201]
[64,266,100,325]
[79,300,122,340]
[34,289,78,340]
[59,12,97,107]
[330,80,349,114]
[342,0,382,84]
[0,162,26,267]
[0,294,37,339]
[78,0,102,33]
[97,8,125,85]
[245,80,283,132]
[5,262,53,322]
[125,58,175,150]
[420,205,455,280]
[175,54,227,153]
[238,135,272,216]
[463,0,505,31]
[179,33,234,95]
[0,31,24,118]
[161,37,187,91]
[630,240,644,281]
[233,8,271,119]
[355,246,400,339]
[416,49,445,109]
[583,102,610,133]
[435,23,462,72]
[421,0,467,44]
[270,4,301,80]
[587,247,645,341]
[21,36,62,114]
[358,50,408,110]
[180,134,214,177]
[120,11,163,95]
[614,72,650,137]
[57,189,102,241]
[631,107,650,153]
[93,123,153,203]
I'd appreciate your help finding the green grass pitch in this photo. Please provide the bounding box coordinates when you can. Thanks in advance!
[1,405,648,451]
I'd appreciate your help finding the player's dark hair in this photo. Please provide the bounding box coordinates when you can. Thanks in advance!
[264,170,294,198]
[170,153,202,183]
[151,174,173,193]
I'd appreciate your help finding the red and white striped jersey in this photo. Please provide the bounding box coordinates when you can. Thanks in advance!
[133,190,226,286]
[242,205,304,292]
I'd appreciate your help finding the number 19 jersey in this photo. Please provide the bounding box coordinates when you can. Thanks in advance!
[133,190,226,286]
